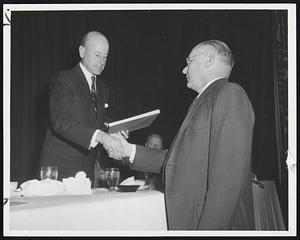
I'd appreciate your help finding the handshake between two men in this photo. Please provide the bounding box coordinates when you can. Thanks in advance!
[96,130,133,160]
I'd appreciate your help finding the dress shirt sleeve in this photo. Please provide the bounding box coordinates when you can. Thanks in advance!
[128,144,136,163]
[89,129,100,149]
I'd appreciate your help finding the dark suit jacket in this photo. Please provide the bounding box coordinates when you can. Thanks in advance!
[130,78,255,230]
[40,64,109,181]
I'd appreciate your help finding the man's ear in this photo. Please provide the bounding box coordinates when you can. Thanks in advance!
[205,53,215,67]
[79,45,85,58]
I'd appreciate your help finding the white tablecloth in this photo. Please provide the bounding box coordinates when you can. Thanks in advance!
[8,188,167,231]
[252,181,286,230]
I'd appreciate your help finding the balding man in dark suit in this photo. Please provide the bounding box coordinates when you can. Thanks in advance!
[110,40,255,230]
[40,31,125,182]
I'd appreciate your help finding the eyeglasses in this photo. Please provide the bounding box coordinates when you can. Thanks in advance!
[186,52,208,65]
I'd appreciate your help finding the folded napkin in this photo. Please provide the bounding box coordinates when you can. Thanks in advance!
[20,179,65,197]
[62,171,92,195]
[20,172,92,197]
[120,176,145,186]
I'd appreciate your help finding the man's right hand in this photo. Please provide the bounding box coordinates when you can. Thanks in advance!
[110,133,133,159]
[96,131,126,160]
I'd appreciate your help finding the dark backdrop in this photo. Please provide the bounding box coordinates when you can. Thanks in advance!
[10,10,280,187]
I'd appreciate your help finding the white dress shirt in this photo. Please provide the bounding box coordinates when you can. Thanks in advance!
[79,62,96,92]
[195,77,223,100]
[79,62,100,149]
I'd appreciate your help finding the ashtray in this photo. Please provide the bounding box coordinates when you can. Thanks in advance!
[117,185,140,192]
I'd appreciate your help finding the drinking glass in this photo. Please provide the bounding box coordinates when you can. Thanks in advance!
[10,181,18,192]
[40,166,58,180]
[144,172,151,186]
[105,168,120,191]
[144,172,154,189]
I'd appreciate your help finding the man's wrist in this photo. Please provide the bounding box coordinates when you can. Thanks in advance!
[90,129,101,149]
[96,130,108,145]
[128,144,136,163]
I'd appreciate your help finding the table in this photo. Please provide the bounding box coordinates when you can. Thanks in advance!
[8,188,167,231]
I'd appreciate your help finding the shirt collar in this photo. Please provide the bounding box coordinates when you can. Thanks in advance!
[196,77,223,99]
[79,62,95,90]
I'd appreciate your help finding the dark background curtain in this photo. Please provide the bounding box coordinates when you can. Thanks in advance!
[272,10,288,228]
[9,10,288,225]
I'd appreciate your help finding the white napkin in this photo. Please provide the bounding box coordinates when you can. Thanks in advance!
[62,171,92,195]
[120,176,145,186]
[20,179,65,197]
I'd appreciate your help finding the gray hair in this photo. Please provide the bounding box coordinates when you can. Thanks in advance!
[198,40,235,67]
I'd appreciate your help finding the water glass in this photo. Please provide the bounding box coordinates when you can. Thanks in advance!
[105,168,120,191]
[40,166,58,180]
[10,181,18,192]
[144,172,151,186]
[144,172,154,189]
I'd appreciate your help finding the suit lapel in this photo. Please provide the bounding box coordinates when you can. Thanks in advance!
[165,79,228,165]
[163,97,202,170]
[178,78,228,135]
[73,65,97,123]
[163,78,228,185]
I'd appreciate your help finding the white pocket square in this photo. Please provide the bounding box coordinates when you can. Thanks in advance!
[104,103,109,108]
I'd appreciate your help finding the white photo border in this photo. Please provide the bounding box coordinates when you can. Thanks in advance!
[3,3,297,237]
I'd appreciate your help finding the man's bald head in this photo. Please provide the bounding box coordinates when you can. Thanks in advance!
[182,40,234,93]
[79,31,109,75]
[81,31,109,48]
[194,40,235,68]
[145,134,163,150]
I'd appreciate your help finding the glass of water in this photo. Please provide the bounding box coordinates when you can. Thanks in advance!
[105,168,120,191]
[40,166,58,180]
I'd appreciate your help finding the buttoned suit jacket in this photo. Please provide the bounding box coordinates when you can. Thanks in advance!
[40,64,109,181]
[130,78,255,230]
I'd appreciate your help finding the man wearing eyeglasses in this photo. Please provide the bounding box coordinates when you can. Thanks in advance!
[110,40,255,230]
[40,31,126,183]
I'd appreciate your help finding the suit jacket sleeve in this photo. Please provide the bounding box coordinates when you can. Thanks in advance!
[49,72,96,149]
[197,84,255,229]
[130,145,167,174]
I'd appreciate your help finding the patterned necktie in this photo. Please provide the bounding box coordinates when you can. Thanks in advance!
[91,75,97,113]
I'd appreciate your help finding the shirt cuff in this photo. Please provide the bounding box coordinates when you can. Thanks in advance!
[128,144,136,163]
[89,129,100,149]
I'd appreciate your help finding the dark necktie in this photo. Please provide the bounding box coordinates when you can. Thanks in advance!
[91,75,97,113]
